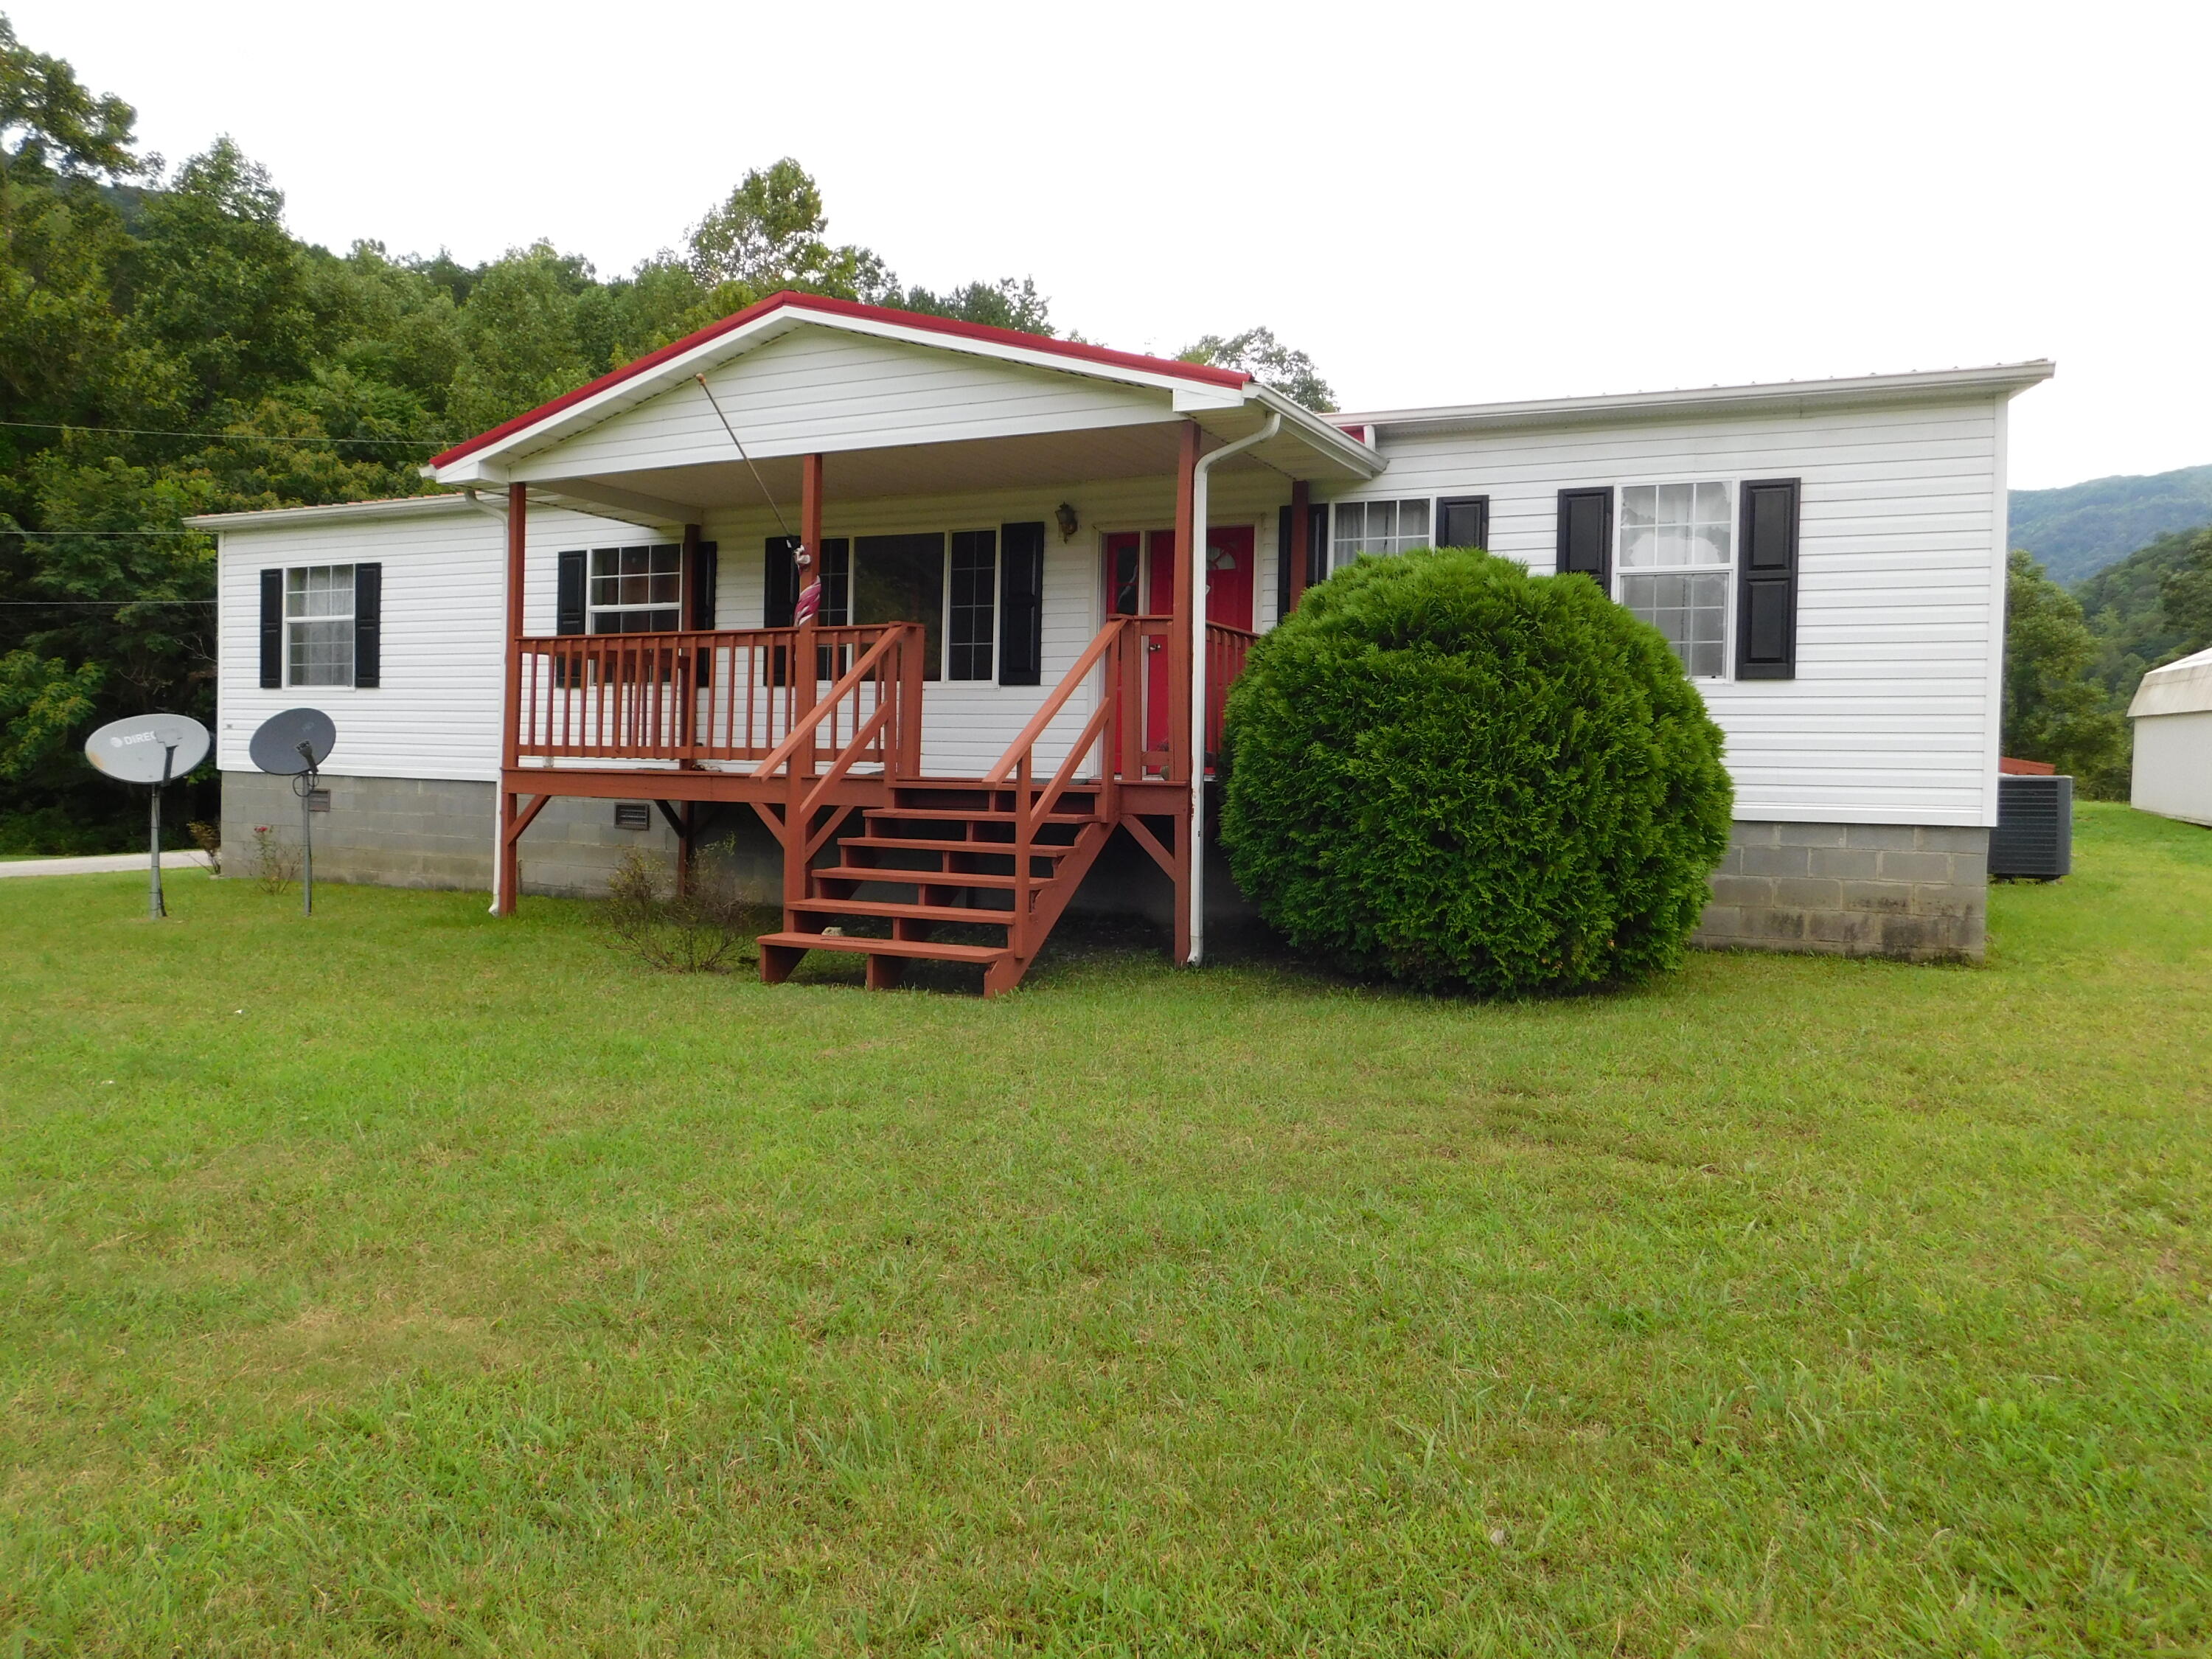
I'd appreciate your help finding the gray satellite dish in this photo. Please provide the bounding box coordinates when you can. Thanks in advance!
[86,712,210,785]
[248,706,336,776]
[83,712,211,921]
[249,707,338,917]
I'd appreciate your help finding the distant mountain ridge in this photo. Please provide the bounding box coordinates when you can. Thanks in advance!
[2009,464,2212,584]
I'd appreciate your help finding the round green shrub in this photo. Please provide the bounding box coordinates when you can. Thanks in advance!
[1219,548,1733,994]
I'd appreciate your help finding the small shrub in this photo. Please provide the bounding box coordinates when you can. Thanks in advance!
[600,841,762,973]
[187,820,222,876]
[247,824,297,894]
[1220,548,1733,995]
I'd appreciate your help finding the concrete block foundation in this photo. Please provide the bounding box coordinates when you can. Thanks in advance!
[1691,820,1989,962]
[220,771,782,902]
[221,777,1988,964]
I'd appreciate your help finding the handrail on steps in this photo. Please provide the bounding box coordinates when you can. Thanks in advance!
[750,623,913,781]
[983,616,1136,960]
[983,615,1130,785]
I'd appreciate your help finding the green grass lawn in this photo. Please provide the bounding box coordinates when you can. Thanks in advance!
[2,803,2208,1656]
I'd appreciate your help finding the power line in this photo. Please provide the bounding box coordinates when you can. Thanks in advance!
[0,599,217,606]
[1,527,209,536]
[0,418,459,447]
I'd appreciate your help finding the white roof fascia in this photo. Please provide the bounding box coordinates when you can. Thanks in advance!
[431,307,1253,483]
[1246,383,1385,478]
[1338,361,2058,435]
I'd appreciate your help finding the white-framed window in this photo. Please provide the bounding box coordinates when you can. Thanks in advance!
[1617,480,1732,679]
[285,565,355,686]
[1332,498,1432,569]
[945,529,997,681]
[590,544,682,633]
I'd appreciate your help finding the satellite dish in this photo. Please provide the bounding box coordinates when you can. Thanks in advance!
[82,713,211,922]
[249,707,336,775]
[85,713,210,785]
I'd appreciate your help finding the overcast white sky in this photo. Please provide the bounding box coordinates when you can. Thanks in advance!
[16,0,2208,488]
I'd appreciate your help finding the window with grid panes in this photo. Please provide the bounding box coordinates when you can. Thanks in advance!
[946,529,996,681]
[1617,481,1731,679]
[1332,498,1431,570]
[285,565,355,686]
[589,544,681,633]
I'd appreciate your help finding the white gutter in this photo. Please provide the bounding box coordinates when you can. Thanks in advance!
[467,488,509,913]
[1186,410,1280,967]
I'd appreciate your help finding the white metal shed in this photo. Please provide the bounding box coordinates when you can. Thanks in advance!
[2129,644,2212,826]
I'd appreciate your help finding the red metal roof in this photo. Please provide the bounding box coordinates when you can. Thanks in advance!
[428,290,1251,469]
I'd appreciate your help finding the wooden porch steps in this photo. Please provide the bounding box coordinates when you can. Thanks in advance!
[759,784,1116,996]
[835,833,1077,858]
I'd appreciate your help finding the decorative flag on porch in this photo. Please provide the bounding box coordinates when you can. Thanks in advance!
[792,545,821,625]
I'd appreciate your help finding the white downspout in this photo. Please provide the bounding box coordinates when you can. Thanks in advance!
[465,489,511,914]
[1187,409,1281,966]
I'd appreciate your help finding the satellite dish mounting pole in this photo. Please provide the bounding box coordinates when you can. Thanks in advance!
[150,742,175,922]
[296,739,318,917]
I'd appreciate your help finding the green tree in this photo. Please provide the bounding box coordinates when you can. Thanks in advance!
[894,276,1053,334]
[0,21,1085,850]
[2003,549,2127,793]
[1179,325,1334,411]
[445,243,594,435]
[686,158,893,311]
[2154,526,2212,657]
[122,139,321,415]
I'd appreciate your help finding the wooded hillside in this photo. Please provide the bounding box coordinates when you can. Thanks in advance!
[0,20,1322,852]
[2009,464,2212,584]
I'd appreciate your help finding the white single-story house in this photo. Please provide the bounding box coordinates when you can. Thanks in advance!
[2127,644,2212,826]
[193,291,2053,990]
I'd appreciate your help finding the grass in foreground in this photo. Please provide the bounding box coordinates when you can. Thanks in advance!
[1,803,2208,1656]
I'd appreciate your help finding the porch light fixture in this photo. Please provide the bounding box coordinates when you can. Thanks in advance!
[1054,502,1079,542]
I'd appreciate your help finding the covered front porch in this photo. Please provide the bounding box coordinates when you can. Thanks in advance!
[428,292,1380,990]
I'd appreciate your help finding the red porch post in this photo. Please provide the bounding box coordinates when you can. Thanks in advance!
[678,521,703,771]
[1288,478,1311,610]
[785,452,826,908]
[1170,420,1199,964]
[494,481,527,914]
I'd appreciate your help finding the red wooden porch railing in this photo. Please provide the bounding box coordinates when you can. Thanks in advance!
[1204,620,1256,766]
[749,622,925,901]
[515,623,909,766]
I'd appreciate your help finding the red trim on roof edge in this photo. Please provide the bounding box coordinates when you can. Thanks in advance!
[428,291,1251,469]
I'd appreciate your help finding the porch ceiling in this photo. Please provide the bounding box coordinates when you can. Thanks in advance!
[533,412,1355,526]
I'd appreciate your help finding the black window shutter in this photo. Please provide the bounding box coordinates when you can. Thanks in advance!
[352,562,381,687]
[1307,503,1329,588]
[1438,495,1489,550]
[998,521,1045,686]
[689,542,717,630]
[1737,478,1801,680]
[259,568,283,687]
[1557,488,1612,585]
[556,549,587,635]
[763,535,799,627]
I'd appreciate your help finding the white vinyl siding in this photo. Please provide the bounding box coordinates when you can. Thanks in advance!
[213,389,2012,832]
[512,327,1180,481]
[217,501,639,782]
[1340,394,2011,827]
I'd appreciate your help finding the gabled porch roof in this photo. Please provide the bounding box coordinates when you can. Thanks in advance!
[425,291,1382,529]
